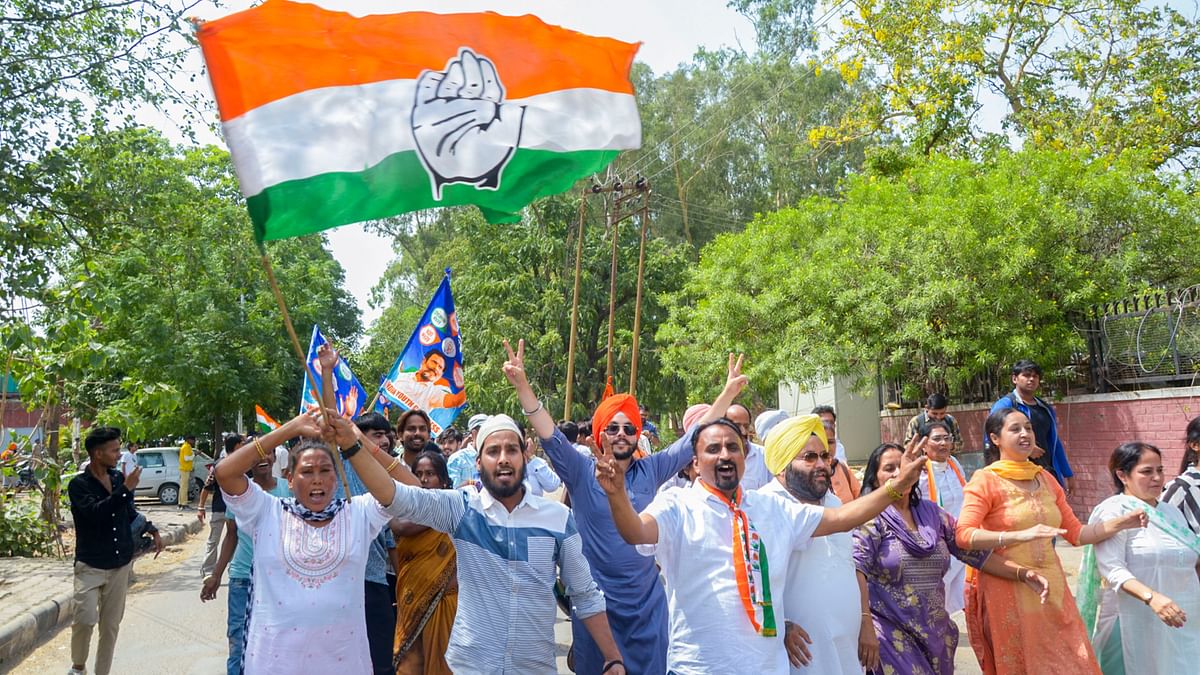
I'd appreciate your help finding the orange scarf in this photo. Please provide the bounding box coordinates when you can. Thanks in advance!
[698,480,776,636]
[986,459,1043,481]
[925,459,966,507]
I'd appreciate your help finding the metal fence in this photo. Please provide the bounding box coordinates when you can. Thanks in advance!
[1088,285,1200,392]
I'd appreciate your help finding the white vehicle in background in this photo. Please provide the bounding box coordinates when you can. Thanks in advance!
[134,447,214,505]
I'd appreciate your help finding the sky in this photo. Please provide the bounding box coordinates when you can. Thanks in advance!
[168,0,757,328]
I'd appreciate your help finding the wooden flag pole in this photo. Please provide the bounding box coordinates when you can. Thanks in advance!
[257,244,352,498]
[563,193,587,419]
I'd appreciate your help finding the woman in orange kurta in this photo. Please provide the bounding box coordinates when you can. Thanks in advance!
[393,451,458,675]
[955,408,1146,675]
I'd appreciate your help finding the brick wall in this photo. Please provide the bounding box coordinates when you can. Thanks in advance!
[881,386,1200,519]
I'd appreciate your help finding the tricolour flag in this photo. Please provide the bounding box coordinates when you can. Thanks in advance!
[254,405,280,433]
[196,0,641,240]
[376,271,464,438]
[300,325,367,419]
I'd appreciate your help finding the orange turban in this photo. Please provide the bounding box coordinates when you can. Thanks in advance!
[592,393,642,439]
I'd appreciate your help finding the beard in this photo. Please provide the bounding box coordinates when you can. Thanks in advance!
[784,465,829,502]
[480,462,527,499]
[609,439,636,461]
[712,460,741,492]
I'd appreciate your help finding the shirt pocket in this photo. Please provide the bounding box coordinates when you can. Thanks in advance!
[526,535,557,585]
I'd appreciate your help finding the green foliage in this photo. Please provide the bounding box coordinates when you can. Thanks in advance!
[362,196,690,422]
[822,0,1200,163]
[659,148,1200,401]
[7,126,360,440]
[0,494,57,557]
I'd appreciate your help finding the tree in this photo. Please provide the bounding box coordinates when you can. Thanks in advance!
[658,147,1200,402]
[818,0,1200,165]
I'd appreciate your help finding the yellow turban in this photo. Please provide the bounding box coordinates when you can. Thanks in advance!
[764,414,828,476]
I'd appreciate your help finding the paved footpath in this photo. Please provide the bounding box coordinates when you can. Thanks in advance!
[0,502,205,671]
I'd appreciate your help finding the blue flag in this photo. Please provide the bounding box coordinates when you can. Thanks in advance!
[376,271,465,437]
[300,325,367,419]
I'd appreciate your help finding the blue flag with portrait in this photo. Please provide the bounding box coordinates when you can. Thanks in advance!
[299,324,367,419]
[376,271,465,437]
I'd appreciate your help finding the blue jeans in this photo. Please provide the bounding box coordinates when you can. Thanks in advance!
[226,578,250,675]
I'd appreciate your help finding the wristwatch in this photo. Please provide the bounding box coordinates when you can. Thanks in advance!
[340,440,363,459]
[1141,589,1154,605]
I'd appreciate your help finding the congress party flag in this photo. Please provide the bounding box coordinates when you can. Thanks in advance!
[195,0,642,241]
[377,271,464,437]
[254,405,280,433]
[299,325,367,419]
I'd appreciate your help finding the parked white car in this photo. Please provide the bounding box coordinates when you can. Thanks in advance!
[134,447,214,505]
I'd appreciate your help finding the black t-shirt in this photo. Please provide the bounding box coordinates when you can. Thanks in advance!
[1026,402,1055,471]
[202,471,226,513]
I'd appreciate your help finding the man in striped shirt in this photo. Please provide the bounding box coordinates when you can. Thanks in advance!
[383,413,626,675]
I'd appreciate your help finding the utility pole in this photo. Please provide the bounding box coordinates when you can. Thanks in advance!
[628,176,651,395]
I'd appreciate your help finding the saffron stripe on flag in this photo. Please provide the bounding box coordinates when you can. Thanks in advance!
[248,148,617,240]
[224,85,640,197]
[198,1,638,121]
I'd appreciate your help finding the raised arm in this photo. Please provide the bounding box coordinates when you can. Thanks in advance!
[216,413,322,496]
[502,339,556,439]
[323,415,400,507]
[696,353,748,425]
[813,438,924,537]
[595,444,660,545]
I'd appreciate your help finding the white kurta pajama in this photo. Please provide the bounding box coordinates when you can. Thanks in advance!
[1089,496,1200,675]
[917,457,968,614]
[758,481,862,675]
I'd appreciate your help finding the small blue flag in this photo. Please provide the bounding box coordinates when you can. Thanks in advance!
[376,270,465,437]
[300,325,367,419]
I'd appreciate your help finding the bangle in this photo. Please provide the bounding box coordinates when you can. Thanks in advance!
[1017,568,1027,583]
[340,440,363,459]
[385,457,401,473]
[884,479,904,502]
[998,532,1004,548]
[861,611,872,617]
[601,661,624,673]
[522,400,544,416]
[253,438,268,461]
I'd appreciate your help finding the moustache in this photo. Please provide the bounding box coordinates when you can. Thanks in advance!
[716,461,737,470]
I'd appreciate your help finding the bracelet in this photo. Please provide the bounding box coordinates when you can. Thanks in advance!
[522,400,544,416]
[340,440,363,459]
[385,457,401,473]
[253,438,268,461]
[884,479,904,501]
[601,660,624,673]
[998,532,1005,548]
[1017,568,1027,583]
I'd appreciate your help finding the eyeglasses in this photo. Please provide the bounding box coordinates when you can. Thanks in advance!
[604,423,638,437]
[799,451,832,463]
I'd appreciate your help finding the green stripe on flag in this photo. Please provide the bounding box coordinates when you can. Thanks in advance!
[247,148,618,241]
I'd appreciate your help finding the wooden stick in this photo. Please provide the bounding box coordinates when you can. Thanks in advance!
[257,245,351,498]
[563,194,587,419]
[604,196,620,385]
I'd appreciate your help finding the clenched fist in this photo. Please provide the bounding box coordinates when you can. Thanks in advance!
[412,48,526,199]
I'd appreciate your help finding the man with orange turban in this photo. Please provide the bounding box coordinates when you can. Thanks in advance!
[502,341,748,674]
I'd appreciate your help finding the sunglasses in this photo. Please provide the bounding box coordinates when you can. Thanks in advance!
[799,451,832,463]
[604,423,638,437]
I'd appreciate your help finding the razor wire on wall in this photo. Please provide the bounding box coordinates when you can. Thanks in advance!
[1089,286,1200,391]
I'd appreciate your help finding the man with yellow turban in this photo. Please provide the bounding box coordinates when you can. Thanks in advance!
[757,415,870,674]
[502,341,748,675]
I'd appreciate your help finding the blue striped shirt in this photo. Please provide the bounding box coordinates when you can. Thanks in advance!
[384,484,605,674]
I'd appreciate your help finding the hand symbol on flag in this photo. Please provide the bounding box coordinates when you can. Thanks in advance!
[412,48,526,200]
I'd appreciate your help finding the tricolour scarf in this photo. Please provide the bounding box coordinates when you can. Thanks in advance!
[925,459,966,508]
[699,480,777,636]
[986,459,1043,481]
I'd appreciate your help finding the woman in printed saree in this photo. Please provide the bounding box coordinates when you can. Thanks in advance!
[853,441,1051,675]
[956,408,1148,675]
[392,451,458,675]
[1082,442,1200,675]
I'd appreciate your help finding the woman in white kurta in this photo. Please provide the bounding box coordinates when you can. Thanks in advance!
[1087,442,1200,675]
[216,405,410,675]
[915,421,968,614]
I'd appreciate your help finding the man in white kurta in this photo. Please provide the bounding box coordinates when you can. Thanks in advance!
[915,422,969,614]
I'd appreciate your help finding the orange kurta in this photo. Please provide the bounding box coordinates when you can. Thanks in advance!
[393,528,457,675]
[956,470,1100,675]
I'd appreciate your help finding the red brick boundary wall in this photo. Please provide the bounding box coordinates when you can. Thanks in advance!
[881,386,1200,519]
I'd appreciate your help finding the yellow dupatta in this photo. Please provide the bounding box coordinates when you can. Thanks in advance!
[986,459,1043,481]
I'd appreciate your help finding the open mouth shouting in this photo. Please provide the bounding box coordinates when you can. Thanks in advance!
[714,461,739,486]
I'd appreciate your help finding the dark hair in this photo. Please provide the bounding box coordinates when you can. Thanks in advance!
[289,439,336,472]
[397,409,432,431]
[576,421,592,438]
[983,408,1028,464]
[1011,359,1042,377]
[184,435,197,442]
[422,348,448,364]
[925,393,949,410]
[355,411,392,434]
[861,443,919,508]
[224,434,244,455]
[1183,416,1200,474]
[921,420,952,437]
[85,427,122,454]
[690,418,746,453]
[423,440,442,455]
[1109,442,1162,493]
[811,405,836,420]
[409,450,451,489]
[439,427,461,443]
[558,420,580,443]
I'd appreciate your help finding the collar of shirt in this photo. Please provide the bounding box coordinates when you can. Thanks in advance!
[477,485,543,515]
